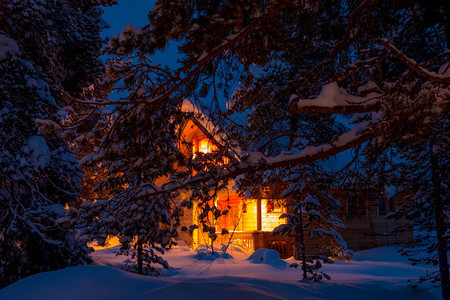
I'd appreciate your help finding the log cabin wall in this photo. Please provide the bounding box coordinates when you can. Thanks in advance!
[342,216,412,251]
[172,178,413,254]
[340,192,413,251]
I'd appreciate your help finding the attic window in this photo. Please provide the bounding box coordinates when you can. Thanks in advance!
[193,138,217,157]
[192,138,229,164]
[200,139,214,154]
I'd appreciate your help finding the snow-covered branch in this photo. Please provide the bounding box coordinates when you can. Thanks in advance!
[289,82,383,114]
[130,120,385,199]
[381,39,450,84]
[244,121,372,167]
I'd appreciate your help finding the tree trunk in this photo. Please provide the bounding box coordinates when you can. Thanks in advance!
[431,151,449,300]
[137,237,143,275]
[293,197,307,280]
[210,238,215,256]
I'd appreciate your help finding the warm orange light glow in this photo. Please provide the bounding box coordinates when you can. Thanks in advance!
[261,199,285,231]
[88,236,121,250]
[215,197,286,232]
[193,138,216,156]
[199,139,213,153]
[193,138,229,164]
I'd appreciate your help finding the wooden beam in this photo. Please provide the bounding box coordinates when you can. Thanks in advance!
[257,198,262,231]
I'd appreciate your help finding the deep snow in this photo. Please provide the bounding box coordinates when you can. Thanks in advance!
[0,245,440,300]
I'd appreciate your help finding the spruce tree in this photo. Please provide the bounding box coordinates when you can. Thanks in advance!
[393,95,449,293]
[0,0,114,286]
[275,164,350,281]
[74,35,192,273]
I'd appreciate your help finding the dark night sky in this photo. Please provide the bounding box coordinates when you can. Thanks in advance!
[102,0,179,68]
[99,0,350,172]
[102,0,154,38]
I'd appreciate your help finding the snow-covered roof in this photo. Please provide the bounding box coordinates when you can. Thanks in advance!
[181,99,230,147]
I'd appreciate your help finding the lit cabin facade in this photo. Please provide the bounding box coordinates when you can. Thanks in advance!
[175,116,288,252]
[175,110,413,257]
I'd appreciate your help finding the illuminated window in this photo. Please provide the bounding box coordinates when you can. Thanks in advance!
[242,202,247,213]
[192,138,229,164]
[199,139,214,154]
[193,138,216,157]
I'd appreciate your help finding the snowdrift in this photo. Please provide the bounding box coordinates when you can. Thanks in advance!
[0,246,440,300]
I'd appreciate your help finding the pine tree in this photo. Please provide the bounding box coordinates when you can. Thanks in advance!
[274,165,350,281]
[392,91,449,293]
[73,52,189,274]
[0,0,114,286]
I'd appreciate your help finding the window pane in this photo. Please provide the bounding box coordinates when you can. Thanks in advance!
[378,198,386,215]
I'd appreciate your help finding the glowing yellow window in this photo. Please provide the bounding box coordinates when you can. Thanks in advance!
[199,139,214,153]
[193,139,216,156]
[193,138,228,164]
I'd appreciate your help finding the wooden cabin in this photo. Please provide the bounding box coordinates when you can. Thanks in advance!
[175,102,413,257]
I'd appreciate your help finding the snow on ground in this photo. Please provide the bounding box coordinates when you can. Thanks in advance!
[0,246,440,300]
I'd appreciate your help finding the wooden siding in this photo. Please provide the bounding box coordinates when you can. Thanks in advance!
[342,216,412,251]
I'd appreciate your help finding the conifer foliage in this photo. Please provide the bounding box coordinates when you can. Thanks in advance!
[72,12,193,272]
[0,0,115,287]
[395,100,449,290]
[74,101,185,275]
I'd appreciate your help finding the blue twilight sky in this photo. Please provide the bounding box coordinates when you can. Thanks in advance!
[101,0,181,101]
